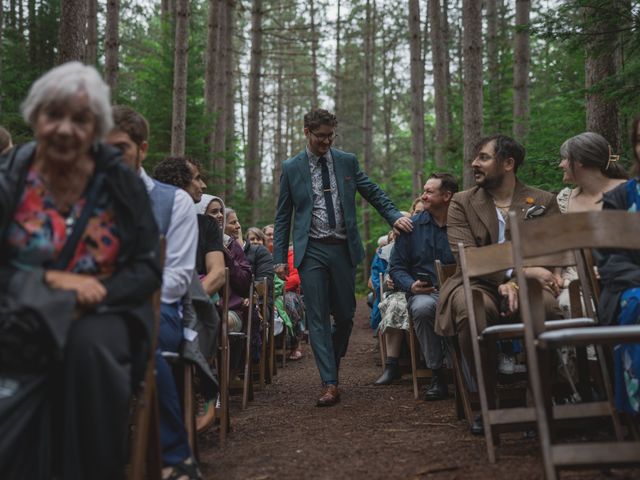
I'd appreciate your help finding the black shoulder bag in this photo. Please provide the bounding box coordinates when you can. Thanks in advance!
[0,171,106,373]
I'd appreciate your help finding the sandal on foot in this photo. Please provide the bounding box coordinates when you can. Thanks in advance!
[163,457,202,480]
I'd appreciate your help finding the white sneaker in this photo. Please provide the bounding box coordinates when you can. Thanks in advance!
[513,363,527,373]
[498,353,516,374]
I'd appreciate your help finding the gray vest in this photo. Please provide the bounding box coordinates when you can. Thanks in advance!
[149,180,176,235]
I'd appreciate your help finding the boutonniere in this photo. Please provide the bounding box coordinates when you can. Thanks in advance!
[523,197,546,219]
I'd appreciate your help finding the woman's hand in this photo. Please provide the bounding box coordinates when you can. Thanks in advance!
[45,270,107,306]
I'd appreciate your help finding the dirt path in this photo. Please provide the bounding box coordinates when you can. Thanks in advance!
[198,300,635,480]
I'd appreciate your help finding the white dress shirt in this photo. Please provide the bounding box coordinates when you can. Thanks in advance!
[140,168,197,304]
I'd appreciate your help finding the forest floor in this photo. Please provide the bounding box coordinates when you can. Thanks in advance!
[198,299,638,480]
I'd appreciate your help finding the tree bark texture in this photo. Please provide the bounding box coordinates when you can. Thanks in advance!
[429,0,449,168]
[362,0,375,283]
[171,0,189,156]
[513,0,530,142]
[86,0,98,65]
[462,0,483,189]
[273,64,284,208]
[204,0,219,173]
[246,0,263,223]
[309,1,319,109]
[408,0,425,196]
[585,2,621,152]
[57,0,87,64]
[105,0,120,94]
[224,0,236,200]
[212,0,231,191]
[333,0,342,146]
[486,0,499,132]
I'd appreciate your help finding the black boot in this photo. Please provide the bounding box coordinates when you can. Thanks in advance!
[423,368,448,401]
[375,358,401,385]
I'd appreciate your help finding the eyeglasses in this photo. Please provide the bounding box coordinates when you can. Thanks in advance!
[309,130,338,142]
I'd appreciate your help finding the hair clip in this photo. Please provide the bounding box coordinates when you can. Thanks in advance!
[606,145,619,170]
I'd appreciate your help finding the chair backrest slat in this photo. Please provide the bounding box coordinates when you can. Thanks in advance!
[514,211,640,258]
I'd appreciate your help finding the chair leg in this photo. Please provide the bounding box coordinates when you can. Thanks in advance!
[595,345,625,441]
[407,317,420,400]
[449,338,474,426]
[183,364,196,457]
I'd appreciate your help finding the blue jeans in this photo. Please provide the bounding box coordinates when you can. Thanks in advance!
[157,302,191,466]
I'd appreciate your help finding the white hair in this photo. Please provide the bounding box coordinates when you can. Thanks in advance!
[21,61,113,140]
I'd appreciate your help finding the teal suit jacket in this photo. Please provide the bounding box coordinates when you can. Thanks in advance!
[273,148,402,268]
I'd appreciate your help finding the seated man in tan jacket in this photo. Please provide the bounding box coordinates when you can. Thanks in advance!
[436,134,563,434]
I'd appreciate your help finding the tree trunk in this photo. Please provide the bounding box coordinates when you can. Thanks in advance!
[333,0,342,146]
[462,0,483,188]
[27,0,38,65]
[105,0,120,94]
[442,0,454,141]
[224,0,236,200]
[86,0,98,65]
[513,0,530,142]
[57,0,88,64]
[585,3,621,152]
[309,1,319,109]
[213,0,230,192]
[429,0,449,168]
[171,0,189,156]
[204,0,219,174]
[362,0,375,284]
[486,0,499,132]
[246,0,263,224]
[273,64,284,208]
[408,0,425,196]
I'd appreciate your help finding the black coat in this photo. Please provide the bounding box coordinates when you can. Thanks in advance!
[0,142,162,378]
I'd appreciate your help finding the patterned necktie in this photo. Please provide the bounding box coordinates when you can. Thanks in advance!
[318,156,336,229]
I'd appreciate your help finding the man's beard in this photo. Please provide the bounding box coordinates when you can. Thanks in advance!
[474,169,504,190]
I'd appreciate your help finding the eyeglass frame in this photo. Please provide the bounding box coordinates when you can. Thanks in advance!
[308,129,339,142]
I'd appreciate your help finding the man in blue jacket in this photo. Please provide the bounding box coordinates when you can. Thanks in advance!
[273,108,413,406]
[388,173,458,400]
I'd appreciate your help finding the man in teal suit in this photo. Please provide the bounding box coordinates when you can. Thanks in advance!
[273,109,413,406]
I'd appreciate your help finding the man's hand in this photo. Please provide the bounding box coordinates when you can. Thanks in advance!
[393,216,413,233]
[386,277,395,290]
[410,279,436,295]
[45,270,107,306]
[274,264,288,281]
[524,267,562,297]
[498,281,519,316]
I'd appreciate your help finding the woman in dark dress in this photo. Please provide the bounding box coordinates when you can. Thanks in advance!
[0,62,161,479]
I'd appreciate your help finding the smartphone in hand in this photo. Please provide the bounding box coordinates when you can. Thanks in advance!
[416,272,433,287]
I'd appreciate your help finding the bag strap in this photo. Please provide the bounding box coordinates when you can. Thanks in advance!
[51,171,106,270]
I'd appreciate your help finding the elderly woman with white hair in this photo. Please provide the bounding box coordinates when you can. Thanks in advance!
[0,63,162,478]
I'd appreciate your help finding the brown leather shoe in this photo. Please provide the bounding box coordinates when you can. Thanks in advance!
[316,384,340,407]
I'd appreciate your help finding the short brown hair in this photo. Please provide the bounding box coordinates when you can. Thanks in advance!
[153,156,193,189]
[111,105,149,146]
[428,172,459,195]
[474,134,525,173]
[304,109,338,131]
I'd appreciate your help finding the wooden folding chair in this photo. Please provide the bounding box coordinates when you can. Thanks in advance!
[228,277,254,410]
[435,260,474,424]
[253,277,270,390]
[510,210,640,479]
[217,268,231,446]
[128,238,165,480]
[459,241,597,463]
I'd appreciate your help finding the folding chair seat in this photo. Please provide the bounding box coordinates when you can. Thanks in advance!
[510,210,640,479]
[458,241,597,463]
